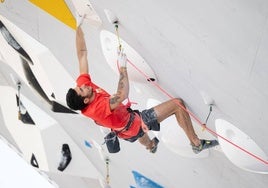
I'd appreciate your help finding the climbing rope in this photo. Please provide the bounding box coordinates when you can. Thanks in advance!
[114,24,122,52]
[201,105,213,131]
[127,58,268,166]
[17,82,22,120]
[114,23,137,108]
[204,105,213,125]
[113,24,268,166]
[105,157,110,186]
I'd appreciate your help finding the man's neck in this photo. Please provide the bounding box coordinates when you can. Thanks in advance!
[88,92,95,104]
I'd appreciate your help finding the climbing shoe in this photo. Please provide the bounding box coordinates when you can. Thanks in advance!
[192,139,219,154]
[150,137,159,153]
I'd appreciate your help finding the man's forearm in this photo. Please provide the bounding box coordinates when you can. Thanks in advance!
[76,27,87,55]
[110,67,129,106]
[117,67,129,99]
[76,26,88,74]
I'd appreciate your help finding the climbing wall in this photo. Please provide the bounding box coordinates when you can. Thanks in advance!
[0,0,268,188]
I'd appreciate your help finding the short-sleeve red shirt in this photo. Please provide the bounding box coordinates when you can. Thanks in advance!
[77,74,141,139]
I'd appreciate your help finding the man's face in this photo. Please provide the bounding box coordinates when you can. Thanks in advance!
[74,84,93,103]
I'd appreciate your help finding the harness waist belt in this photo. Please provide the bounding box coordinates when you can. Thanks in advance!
[116,112,136,133]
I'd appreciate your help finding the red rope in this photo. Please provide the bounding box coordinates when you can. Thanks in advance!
[127,59,268,166]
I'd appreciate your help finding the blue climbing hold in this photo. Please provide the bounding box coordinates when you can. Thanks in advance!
[132,170,164,188]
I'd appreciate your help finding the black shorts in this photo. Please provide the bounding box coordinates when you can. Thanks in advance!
[124,108,160,142]
[141,108,160,131]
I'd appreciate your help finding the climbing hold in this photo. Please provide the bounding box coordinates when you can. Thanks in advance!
[0,20,33,64]
[57,144,72,171]
[147,78,156,82]
[30,153,39,168]
[215,119,268,174]
[200,91,215,106]
[104,9,118,24]
[84,140,92,148]
[100,30,157,83]
[132,170,164,188]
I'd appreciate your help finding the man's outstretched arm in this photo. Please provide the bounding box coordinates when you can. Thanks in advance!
[109,52,129,110]
[76,26,88,74]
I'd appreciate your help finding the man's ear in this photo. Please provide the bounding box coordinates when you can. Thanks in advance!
[84,98,89,104]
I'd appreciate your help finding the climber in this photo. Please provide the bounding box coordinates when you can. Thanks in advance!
[66,15,218,154]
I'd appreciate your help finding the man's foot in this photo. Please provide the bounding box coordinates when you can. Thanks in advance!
[150,137,159,153]
[192,139,219,154]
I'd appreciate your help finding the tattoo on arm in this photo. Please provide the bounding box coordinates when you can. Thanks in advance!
[118,76,124,88]
[110,67,129,107]
[110,95,120,104]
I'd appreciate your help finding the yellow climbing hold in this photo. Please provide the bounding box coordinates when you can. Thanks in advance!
[29,0,76,29]
[1,0,5,3]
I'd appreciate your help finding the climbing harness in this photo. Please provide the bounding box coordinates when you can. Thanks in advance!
[112,24,268,166]
[103,111,136,153]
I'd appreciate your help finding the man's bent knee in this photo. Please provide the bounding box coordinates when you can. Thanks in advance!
[172,98,185,106]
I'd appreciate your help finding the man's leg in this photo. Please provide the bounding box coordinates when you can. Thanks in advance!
[138,133,153,149]
[153,98,201,147]
[138,133,159,153]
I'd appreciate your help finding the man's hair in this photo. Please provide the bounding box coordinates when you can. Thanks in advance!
[66,88,88,110]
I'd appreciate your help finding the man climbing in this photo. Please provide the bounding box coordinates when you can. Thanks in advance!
[66,16,218,154]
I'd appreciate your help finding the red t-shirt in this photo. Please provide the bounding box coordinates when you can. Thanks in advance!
[77,74,141,139]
